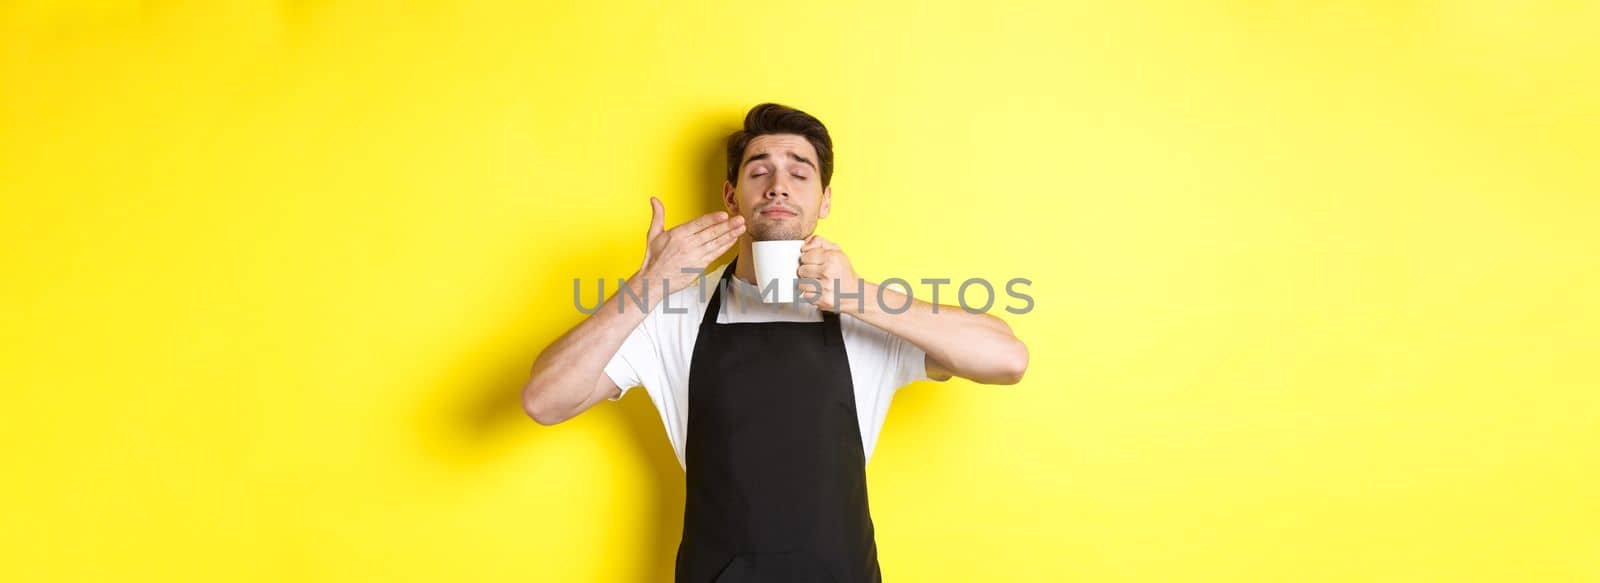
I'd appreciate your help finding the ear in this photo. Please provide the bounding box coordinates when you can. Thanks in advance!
[723,180,738,214]
[819,185,832,219]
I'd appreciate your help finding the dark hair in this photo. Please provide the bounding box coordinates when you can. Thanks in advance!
[726,103,834,187]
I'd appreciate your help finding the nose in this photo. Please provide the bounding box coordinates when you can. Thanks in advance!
[764,181,789,199]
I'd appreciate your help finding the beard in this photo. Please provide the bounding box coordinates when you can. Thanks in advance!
[748,203,807,240]
[749,214,807,241]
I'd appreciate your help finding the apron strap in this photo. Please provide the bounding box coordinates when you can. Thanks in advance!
[822,310,843,347]
[698,256,740,335]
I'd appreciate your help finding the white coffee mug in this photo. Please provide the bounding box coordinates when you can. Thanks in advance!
[752,240,805,303]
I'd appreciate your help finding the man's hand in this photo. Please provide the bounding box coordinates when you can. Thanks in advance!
[638,197,745,295]
[795,234,1029,385]
[797,235,863,313]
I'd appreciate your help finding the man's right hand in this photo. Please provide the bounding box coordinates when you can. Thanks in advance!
[637,196,745,295]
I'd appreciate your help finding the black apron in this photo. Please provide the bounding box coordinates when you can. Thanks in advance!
[674,257,882,583]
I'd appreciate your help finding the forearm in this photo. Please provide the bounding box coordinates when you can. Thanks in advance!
[847,280,1028,385]
[522,272,657,423]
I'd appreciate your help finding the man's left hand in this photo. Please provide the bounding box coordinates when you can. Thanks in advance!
[797,235,863,313]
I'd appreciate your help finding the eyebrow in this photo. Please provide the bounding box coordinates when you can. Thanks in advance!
[743,151,817,171]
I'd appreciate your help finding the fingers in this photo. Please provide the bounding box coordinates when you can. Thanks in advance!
[693,213,737,237]
[648,197,665,241]
[800,249,828,265]
[797,264,826,280]
[695,216,746,249]
[801,235,838,251]
[691,212,743,238]
[677,210,730,236]
[703,227,742,260]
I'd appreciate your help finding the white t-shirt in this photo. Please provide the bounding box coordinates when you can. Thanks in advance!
[603,261,936,469]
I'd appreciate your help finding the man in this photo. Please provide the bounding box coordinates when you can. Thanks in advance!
[523,103,1029,582]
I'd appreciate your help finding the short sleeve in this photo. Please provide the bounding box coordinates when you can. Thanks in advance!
[890,332,934,388]
[602,313,656,401]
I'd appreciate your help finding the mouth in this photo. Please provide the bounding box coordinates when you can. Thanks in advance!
[759,206,798,218]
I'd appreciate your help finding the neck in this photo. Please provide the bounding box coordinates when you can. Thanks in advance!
[732,236,758,285]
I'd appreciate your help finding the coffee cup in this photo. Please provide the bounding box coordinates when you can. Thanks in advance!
[752,240,805,303]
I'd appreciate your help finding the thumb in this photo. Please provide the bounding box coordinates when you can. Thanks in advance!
[647,196,665,241]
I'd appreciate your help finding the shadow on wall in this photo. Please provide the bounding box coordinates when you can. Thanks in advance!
[408,106,742,578]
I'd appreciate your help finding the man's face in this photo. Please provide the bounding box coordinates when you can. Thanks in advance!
[723,133,831,241]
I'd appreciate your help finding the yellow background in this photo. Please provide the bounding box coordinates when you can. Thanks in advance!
[3,1,1597,581]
